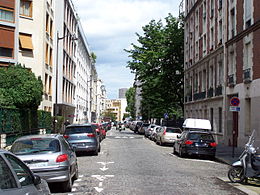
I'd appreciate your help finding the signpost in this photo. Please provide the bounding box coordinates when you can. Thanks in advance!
[230,97,240,158]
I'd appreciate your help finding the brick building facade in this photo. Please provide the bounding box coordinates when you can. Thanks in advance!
[184,0,260,146]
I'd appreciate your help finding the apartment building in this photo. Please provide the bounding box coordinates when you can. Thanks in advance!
[54,0,78,124]
[0,0,19,66]
[106,99,127,122]
[18,0,54,112]
[184,0,260,146]
[74,22,92,123]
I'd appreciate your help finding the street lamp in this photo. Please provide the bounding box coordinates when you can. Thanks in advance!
[54,31,77,133]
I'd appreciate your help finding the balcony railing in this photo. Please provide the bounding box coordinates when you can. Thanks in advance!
[193,91,206,101]
[228,74,235,87]
[185,96,193,103]
[243,68,251,83]
[207,88,214,98]
[215,85,223,96]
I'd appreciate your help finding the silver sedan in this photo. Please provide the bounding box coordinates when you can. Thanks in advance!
[10,134,78,192]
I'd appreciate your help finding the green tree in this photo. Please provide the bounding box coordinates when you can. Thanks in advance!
[91,52,97,64]
[125,14,184,120]
[102,110,117,122]
[125,87,136,119]
[0,64,43,109]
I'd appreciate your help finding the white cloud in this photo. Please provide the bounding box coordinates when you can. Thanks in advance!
[73,0,182,98]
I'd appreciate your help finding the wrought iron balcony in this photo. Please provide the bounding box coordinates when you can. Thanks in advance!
[193,91,206,101]
[243,68,251,84]
[215,85,223,96]
[207,88,214,98]
[228,74,235,87]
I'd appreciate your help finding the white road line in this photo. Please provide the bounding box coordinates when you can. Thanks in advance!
[79,175,84,178]
[94,187,103,193]
[75,178,82,182]
[72,188,77,192]
[99,182,103,187]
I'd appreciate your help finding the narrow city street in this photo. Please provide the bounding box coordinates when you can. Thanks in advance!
[52,128,246,195]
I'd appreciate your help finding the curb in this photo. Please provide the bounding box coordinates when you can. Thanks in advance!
[218,177,260,195]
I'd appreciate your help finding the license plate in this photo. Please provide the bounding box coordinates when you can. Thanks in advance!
[28,162,48,168]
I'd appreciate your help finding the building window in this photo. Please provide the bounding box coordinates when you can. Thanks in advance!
[0,47,13,57]
[49,76,52,95]
[45,44,49,64]
[0,7,14,22]
[218,107,222,133]
[230,8,235,38]
[50,20,53,38]
[244,0,252,28]
[46,13,49,33]
[19,33,33,50]
[0,27,14,58]
[219,20,223,43]
[20,0,32,17]
[49,47,53,66]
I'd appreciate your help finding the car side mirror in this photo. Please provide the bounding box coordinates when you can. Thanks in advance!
[177,135,180,139]
[33,175,42,185]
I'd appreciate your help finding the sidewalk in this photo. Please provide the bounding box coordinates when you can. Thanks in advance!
[215,144,244,165]
[216,144,260,195]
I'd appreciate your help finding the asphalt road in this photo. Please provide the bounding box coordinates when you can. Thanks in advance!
[52,128,247,195]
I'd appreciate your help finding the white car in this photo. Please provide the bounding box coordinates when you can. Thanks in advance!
[155,126,182,145]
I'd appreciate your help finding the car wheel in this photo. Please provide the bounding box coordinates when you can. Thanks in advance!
[62,173,72,192]
[73,163,79,181]
[173,145,177,155]
[179,147,185,158]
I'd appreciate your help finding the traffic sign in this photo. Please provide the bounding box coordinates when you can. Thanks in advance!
[230,97,240,106]
[164,113,169,119]
[230,106,240,112]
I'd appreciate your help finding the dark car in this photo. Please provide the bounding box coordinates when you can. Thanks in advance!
[173,131,217,158]
[0,149,50,195]
[138,123,150,134]
[64,124,100,155]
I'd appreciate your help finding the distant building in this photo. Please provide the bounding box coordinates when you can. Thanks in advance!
[106,99,127,121]
[119,88,128,99]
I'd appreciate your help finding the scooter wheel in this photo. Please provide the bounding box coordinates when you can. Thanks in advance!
[228,166,245,183]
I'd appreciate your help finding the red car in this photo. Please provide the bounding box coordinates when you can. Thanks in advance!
[92,123,106,141]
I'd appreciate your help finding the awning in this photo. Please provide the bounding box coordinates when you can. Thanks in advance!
[19,34,33,50]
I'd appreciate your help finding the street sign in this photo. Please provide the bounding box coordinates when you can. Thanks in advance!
[164,113,169,119]
[230,106,240,112]
[230,97,240,106]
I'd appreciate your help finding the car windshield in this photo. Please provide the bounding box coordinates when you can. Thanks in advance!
[143,124,150,127]
[188,133,214,141]
[166,128,182,133]
[65,126,93,134]
[11,138,60,155]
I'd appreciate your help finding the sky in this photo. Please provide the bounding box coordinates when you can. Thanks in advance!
[73,0,183,99]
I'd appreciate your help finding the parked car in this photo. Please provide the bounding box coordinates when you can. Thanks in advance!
[173,131,217,158]
[144,124,156,138]
[150,126,161,141]
[0,149,50,195]
[138,123,150,134]
[64,123,100,155]
[155,127,182,145]
[10,134,78,192]
[92,123,106,141]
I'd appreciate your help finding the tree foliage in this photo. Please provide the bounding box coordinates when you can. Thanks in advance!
[125,87,136,119]
[102,110,117,122]
[0,64,43,109]
[125,14,184,120]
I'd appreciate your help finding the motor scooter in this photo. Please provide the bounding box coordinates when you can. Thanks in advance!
[228,129,260,183]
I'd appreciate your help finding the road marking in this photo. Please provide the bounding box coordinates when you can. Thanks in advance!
[94,187,103,193]
[75,178,82,182]
[129,137,134,139]
[100,166,109,171]
[74,183,79,187]
[79,175,84,178]
[97,162,114,166]
[99,182,102,187]
[92,175,115,181]
[72,188,77,192]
